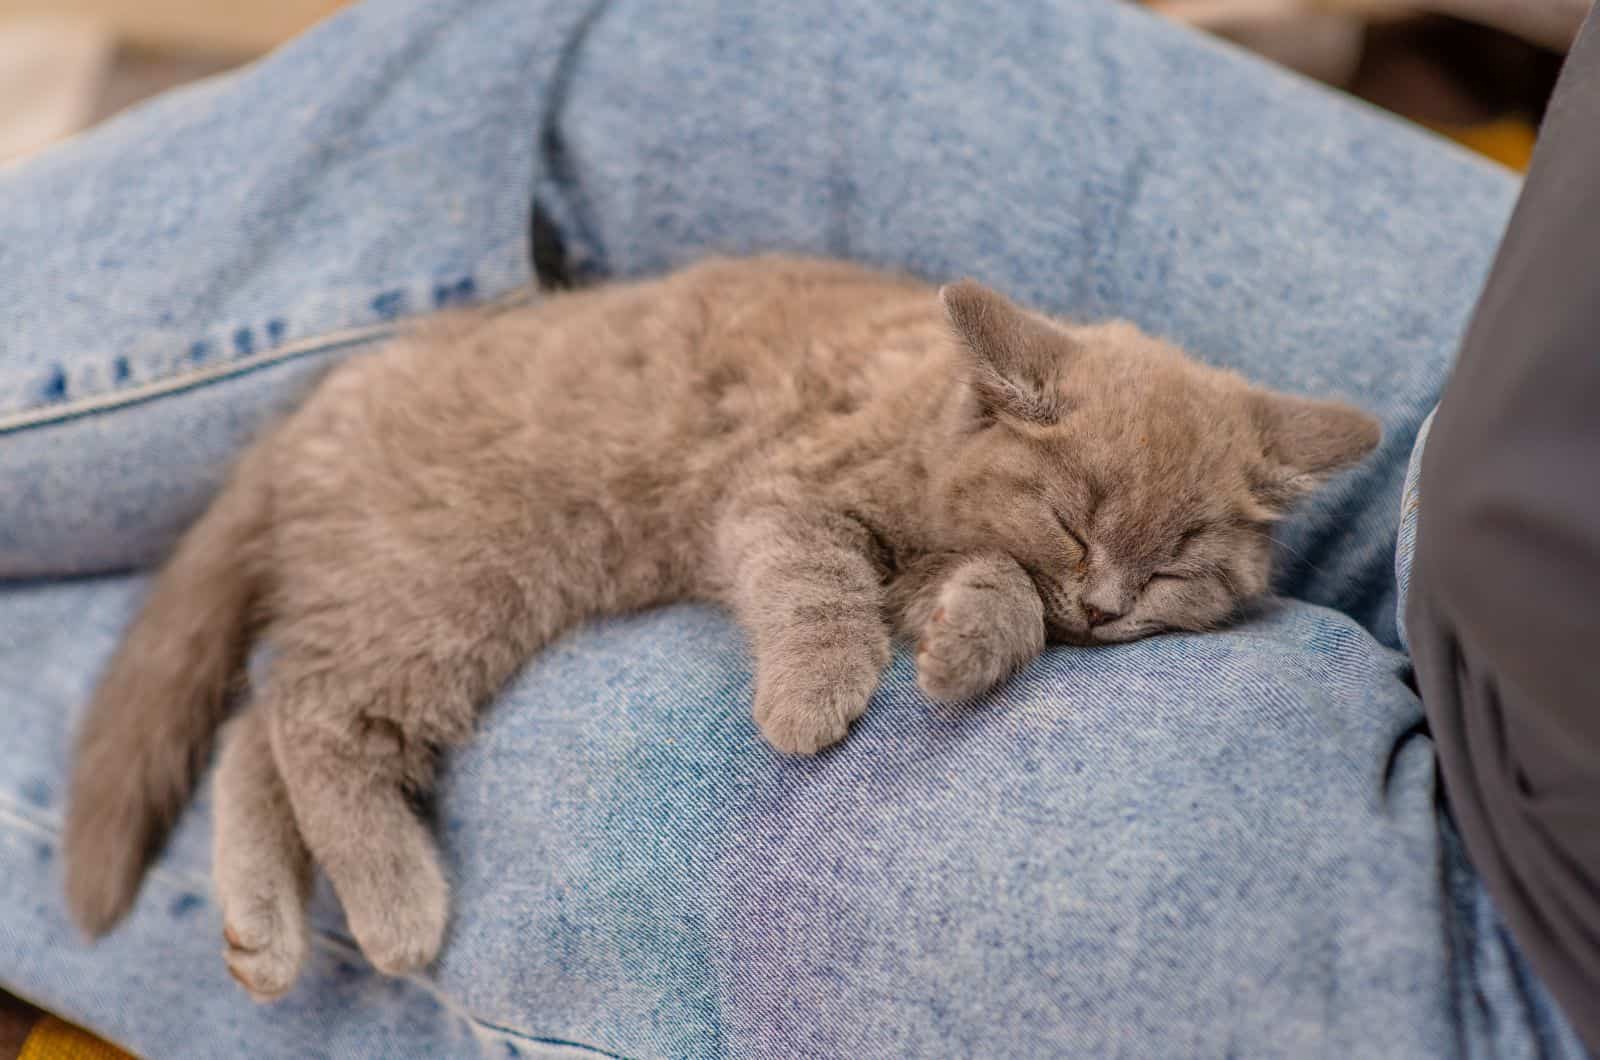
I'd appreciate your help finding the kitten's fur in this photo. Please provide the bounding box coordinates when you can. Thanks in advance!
[63,255,1378,997]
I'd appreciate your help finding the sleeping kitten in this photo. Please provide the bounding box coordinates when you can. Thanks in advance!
[62,255,1379,998]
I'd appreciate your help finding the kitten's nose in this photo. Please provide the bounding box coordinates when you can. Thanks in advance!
[1081,599,1123,628]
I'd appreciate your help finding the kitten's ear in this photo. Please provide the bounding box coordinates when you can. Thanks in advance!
[940,279,1074,424]
[1247,390,1381,505]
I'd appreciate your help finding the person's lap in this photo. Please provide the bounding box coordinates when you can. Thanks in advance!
[0,577,1575,1057]
[0,0,1580,1055]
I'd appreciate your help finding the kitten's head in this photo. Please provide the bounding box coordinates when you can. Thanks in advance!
[931,279,1380,644]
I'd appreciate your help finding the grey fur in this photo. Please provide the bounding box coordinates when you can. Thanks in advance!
[62,255,1379,995]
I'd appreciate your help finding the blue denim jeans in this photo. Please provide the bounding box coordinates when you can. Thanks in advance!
[0,0,1585,1056]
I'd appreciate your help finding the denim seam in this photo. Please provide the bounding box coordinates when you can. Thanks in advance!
[0,794,627,1059]
[0,325,395,435]
[0,285,538,435]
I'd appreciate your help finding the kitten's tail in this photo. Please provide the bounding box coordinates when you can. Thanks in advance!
[63,447,272,937]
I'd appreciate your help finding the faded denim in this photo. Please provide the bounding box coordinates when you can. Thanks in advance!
[0,0,1586,1056]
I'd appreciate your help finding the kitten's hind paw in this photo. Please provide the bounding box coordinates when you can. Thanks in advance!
[339,828,451,977]
[223,904,309,1002]
[212,707,315,1000]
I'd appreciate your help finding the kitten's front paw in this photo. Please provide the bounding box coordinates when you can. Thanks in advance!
[917,574,1045,703]
[753,638,887,755]
[756,698,849,755]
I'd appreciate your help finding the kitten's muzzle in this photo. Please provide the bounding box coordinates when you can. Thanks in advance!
[1080,601,1123,628]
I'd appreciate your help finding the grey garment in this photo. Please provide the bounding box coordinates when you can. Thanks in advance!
[1408,7,1600,1054]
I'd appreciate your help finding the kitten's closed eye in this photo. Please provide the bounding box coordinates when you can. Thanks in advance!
[1142,526,1214,589]
[1051,511,1087,555]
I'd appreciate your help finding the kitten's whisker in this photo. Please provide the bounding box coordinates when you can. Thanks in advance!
[1236,527,1335,579]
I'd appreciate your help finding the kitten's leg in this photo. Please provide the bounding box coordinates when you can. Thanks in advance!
[255,505,622,980]
[212,704,314,1000]
[894,551,1046,703]
[263,661,462,978]
[717,504,893,754]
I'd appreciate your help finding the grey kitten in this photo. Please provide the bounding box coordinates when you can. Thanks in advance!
[63,255,1378,998]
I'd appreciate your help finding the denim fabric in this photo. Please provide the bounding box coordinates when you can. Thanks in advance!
[0,0,1586,1056]
[0,0,586,576]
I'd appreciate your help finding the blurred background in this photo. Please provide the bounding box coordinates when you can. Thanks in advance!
[0,0,344,165]
[0,0,1587,171]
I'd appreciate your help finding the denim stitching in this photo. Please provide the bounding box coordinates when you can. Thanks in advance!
[0,325,395,435]
[0,284,538,436]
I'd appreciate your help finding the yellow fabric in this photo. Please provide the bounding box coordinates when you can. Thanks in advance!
[1427,117,1538,172]
[18,1015,133,1060]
